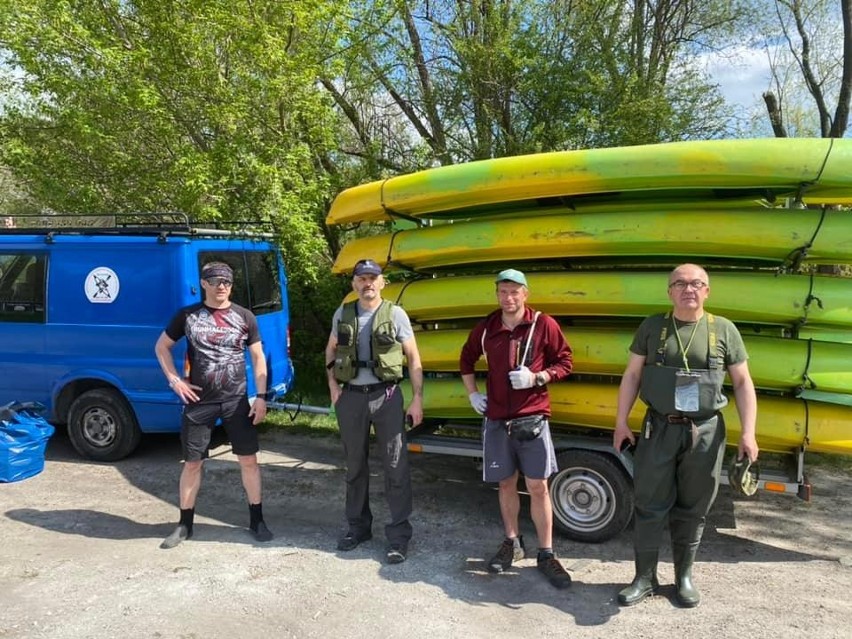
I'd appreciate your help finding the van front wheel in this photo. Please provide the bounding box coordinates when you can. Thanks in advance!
[68,389,142,461]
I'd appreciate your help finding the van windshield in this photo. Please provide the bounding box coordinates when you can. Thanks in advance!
[198,250,283,316]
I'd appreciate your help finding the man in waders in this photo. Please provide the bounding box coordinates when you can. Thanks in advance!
[613,263,758,608]
[325,259,424,564]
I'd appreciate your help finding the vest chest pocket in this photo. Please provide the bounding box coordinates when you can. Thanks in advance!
[373,320,403,381]
[334,323,357,381]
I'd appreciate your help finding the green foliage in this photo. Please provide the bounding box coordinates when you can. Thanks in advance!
[327,0,737,168]
[0,1,351,397]
[0,0,341,245]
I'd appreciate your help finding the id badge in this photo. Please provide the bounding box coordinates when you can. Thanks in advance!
[674,370,701,412]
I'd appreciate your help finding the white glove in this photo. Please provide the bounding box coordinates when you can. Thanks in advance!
[508,366,536,390]
[468,392,487,415]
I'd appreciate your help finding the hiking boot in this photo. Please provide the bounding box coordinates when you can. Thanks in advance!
[537,554,572,589]
[160,524,191,550]
[386,543,408,564]
[487,536,525,573]
[251,521,273,542]
[337,530,372,551]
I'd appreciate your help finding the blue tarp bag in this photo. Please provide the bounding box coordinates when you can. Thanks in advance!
[0,401,55,483]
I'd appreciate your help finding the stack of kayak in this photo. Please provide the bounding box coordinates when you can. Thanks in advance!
[326,138,852,455]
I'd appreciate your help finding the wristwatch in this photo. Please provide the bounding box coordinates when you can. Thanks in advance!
[534,371,547,387]
[258,390,275,401]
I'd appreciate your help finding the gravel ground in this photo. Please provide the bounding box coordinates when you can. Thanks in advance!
[1,427,851,639]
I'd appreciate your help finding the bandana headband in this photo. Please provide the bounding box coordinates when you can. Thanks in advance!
[201,265,233,280]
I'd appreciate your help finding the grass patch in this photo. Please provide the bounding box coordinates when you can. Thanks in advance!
[260,406,340,439]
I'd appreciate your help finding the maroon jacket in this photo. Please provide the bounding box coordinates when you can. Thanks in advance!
[459,306,573,420]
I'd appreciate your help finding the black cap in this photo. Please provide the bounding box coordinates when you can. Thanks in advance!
[353,259,382,276]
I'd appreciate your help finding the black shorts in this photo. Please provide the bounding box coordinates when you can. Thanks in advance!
[180,396,258,461]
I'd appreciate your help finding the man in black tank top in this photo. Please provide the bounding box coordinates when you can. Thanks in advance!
[613,264,759,608]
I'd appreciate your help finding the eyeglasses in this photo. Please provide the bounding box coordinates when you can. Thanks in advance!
[668,279,707,291]
[205,278,233,288]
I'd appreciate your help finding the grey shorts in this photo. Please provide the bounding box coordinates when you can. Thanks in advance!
[482,417,558,482]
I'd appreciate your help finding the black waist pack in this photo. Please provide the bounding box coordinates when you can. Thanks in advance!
[506,415,545,441]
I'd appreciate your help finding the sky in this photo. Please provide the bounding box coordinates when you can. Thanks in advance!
[704,45,774,114]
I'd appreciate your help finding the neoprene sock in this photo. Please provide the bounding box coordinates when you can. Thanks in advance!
[249,503,264,531]
[179,507,195,536]
[160,508,195,549]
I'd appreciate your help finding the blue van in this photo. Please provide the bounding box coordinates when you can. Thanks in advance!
[0,214,294,460]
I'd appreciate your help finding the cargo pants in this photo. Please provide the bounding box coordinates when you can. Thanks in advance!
[335,383,413,546]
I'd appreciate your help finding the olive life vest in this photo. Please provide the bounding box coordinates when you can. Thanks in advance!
[332,300,404,382]
[639,312,728,416]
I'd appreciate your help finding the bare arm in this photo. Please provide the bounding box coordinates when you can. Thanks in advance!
[247,341,268,425]
[461,373,479,396]
[729,360,758,462]
[325,334,342,406]
[613,352,645,451]
[154,331,200,403]
[402,336,424,427]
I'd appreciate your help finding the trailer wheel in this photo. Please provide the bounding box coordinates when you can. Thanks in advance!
[68,389,142,461]
[550,449,633,543]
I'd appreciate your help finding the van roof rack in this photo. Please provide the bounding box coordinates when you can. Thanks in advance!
[1,213,275,239]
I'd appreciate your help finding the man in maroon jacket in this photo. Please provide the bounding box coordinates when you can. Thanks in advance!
[460,269,574,589]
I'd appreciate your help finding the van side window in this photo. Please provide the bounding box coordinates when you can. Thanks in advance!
[198,250,282,316]
[0,254,47,323]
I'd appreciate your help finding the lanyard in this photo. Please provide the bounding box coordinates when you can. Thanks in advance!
[672,315,702,372]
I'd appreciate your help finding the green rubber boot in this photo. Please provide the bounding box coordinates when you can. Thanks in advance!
[673,543,701,608]
[618,550,660,606]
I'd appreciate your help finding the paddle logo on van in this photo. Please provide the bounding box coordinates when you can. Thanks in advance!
[85,267,120,304]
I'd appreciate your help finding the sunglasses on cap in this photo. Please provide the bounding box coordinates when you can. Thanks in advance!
[205,277,233,288]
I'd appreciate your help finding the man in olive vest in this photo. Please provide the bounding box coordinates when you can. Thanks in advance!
[325,259,424,564]
[613,263,759,608]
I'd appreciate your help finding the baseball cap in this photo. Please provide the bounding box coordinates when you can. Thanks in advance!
[353,259,383,276]
[728,456,760,497]
[495,268,528,287]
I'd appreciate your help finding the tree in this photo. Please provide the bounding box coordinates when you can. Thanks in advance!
[0,0,346,276]
[0,0,352,395]
[760,0,852,137]
[323,0,743,170]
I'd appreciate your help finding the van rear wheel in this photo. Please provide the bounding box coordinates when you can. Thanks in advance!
[68,389,142,461]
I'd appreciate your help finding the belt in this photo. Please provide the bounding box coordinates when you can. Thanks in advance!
[341,382,396,394]
[650,410,718,424]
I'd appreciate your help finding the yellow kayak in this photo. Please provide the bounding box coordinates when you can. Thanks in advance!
[399,379,851,455]
[413,327,852,395]
[333,207,852,273]
[352,270,852,327]
[327,138,852,225]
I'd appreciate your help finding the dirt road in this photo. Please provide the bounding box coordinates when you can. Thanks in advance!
[1,428,851,639]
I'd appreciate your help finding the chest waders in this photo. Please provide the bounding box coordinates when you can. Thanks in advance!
[620,312,728,608]
[332,300,404,383]
[639,312,727,417]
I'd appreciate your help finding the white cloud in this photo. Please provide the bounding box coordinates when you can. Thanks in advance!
[697,45,773,111]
